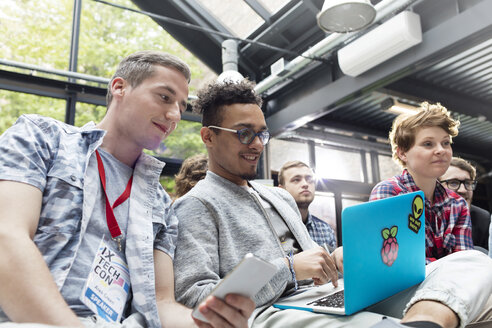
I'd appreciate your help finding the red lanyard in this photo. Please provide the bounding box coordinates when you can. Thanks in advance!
[95,150,133,243]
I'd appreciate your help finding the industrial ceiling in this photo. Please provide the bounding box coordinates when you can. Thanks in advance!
[131,0,492,171]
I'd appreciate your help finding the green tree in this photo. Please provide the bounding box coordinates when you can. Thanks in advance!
[0,0,212,162]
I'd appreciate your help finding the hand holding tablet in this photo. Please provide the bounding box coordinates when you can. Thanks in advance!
[192,253,277,322]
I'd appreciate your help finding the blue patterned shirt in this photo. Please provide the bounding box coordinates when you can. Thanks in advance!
[0,115,177,328]
[305,213,337,249]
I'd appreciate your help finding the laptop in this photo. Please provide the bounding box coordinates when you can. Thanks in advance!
[273,191,426,315]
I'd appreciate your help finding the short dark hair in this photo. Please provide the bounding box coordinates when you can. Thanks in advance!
[174,153,208,198]
[107,50,191,106]
[278,160,311,186]
[192,79,263,127]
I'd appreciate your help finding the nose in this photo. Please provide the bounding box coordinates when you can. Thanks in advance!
[248,134,264,152]
[457,182,467,194]
[166,102,182,123]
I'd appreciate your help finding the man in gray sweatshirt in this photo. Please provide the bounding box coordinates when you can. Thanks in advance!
[172,80,492,328]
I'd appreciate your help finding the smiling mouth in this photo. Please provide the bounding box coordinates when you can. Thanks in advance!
[242,154,259,162]
[153,122,169,134]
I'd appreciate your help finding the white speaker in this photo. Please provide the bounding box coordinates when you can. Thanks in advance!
[337,11,422,77]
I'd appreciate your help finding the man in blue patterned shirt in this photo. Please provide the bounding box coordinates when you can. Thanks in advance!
[0,51,253,328]
[279,161,337,250]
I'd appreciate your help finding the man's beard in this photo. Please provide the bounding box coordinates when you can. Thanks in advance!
[296,201,311,209]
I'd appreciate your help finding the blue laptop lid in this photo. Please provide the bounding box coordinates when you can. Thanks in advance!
[342,191,426,315]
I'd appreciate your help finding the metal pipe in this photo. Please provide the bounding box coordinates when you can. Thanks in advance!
[254,0,418,94]
[66,0,83,125]
[0,58,110,84]
[222,39,239,72]
[69,0,82,74]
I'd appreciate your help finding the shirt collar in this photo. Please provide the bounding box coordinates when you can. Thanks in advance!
[401,169,420,192]
[433,181,450,207]
[305,212,314,226]
[402,169,449,207]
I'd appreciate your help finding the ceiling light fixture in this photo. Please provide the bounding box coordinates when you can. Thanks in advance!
[381,98,420,115]
[317,0,376,33]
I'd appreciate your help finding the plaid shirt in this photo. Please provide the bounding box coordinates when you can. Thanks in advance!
[0,115,177,327]
[370,169,473,262]
[305,213,337,249]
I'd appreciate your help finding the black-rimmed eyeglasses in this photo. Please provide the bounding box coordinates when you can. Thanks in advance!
[440,179,477,191]
[208,125,270,145]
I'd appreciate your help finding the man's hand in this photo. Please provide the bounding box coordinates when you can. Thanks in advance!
[292,247,338,286]
[332,247,343,274]
[193,294,255,328]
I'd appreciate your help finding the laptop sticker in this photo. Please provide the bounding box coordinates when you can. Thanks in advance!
[408,195,424,234]
[381,226,398,266]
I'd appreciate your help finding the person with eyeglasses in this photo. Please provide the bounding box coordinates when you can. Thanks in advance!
[0,51,254,328]
[440,157,490,252]
[370,102,474,263]
[171,82,492,328]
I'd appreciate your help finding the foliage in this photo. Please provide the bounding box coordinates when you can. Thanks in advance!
[147,120,206,159]
[0,91,66,132]
[0,0,212,163]
[160,176,176,198]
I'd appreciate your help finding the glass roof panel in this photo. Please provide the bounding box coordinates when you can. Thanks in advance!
[196,0,264,38]
[256,0,291,14]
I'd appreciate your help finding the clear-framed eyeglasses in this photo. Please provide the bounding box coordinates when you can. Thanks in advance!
[208,125,270,145]
[440,179,477,191]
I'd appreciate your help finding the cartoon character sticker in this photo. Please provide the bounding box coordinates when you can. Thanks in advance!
[408,195,424,234]
[381,226,399,266]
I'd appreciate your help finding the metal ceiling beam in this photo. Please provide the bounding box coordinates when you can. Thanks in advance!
[307,117,490,164]
[384,77,492,120]
[289,127,392,153]
[308,120,389,140]
[241,2,325,74]
[243,0,271,22]
[265,0,492,134]
[129,0,224,74]
[0,68,199,121]
[180,0,230,40]
[0,69,107,106]
[241,2,312,56]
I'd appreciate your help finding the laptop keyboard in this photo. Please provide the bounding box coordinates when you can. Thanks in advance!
[307,290,345,308]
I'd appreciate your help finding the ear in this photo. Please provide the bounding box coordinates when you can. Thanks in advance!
[110,77,127,100]
[278,183,285,189]
[396,147,407,164]
[201,127,214,147]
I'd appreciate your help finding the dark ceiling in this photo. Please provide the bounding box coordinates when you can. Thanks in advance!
[130,0,492,172]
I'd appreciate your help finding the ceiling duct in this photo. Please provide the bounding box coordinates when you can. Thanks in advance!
[217,39,244,83]
[254,0,418,95]
[338,11,422,77]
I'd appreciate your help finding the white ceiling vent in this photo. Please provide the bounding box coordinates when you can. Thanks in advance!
[338,11,422,77]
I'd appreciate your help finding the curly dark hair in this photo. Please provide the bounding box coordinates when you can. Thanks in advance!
[174,153,208,198]
[192,79,263,127]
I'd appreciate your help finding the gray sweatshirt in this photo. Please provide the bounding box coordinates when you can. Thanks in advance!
[172,171,317,308]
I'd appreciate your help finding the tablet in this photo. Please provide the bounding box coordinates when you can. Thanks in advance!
[192,253,277,322]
